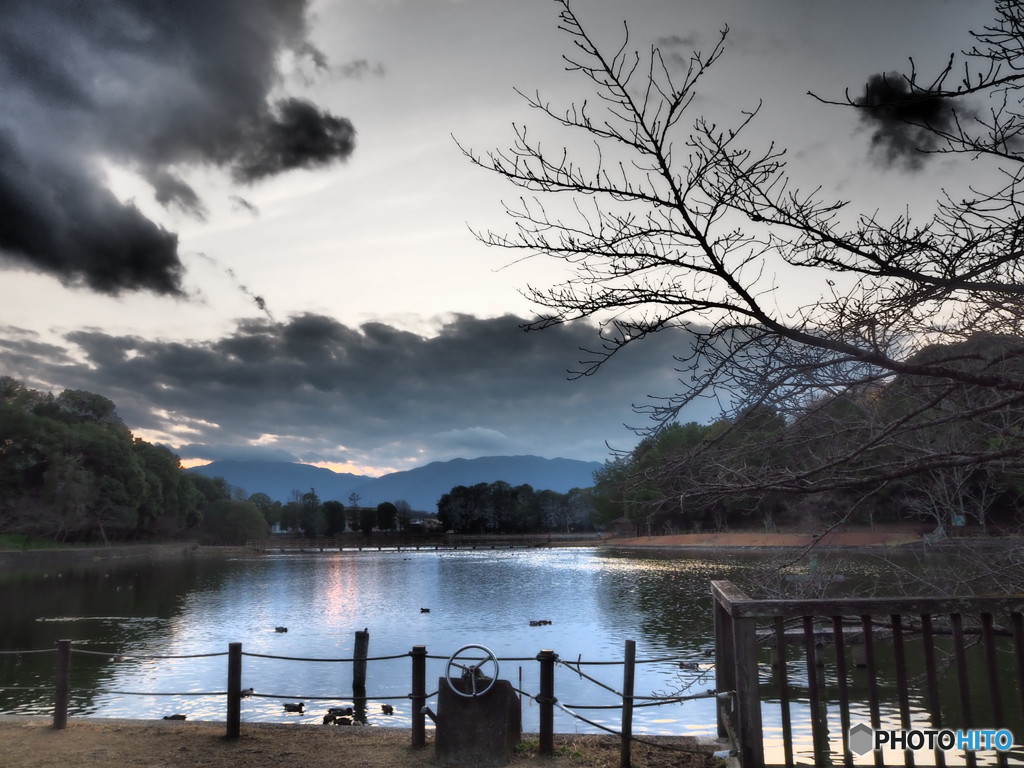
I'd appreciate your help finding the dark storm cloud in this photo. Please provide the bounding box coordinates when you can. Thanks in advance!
[0,314,706,469]
[231,98,356,182]
[0,328,79,372]
[149,170,207,220]
[0,129,185,295]
[854,72,968,170]
[0,0,354,295]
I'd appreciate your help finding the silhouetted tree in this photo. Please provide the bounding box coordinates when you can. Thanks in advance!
[322,499,346,536]
[376,501,397,531]
[198,499,268,544]
[345,505,361,532]
[358,506,375,536]
[463,0,1024,514]
[299,489,323,537]
[248,492,281,529]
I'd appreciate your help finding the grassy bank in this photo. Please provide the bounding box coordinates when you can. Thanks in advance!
[0,540,245,577]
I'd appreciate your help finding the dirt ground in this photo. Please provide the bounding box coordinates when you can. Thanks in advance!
[0,717,724,768]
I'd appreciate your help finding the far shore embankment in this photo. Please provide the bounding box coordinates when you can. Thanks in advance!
[601,530,926,550]
[4,529,1019,575]
[602,529,1024,554]
[0,541,246,575]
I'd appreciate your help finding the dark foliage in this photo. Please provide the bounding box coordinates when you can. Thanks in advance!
[437,481,595,534]
[0,377,208,542]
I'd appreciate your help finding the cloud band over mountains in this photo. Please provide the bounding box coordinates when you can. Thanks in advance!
[0,0,354,295]
[0,313,704,474]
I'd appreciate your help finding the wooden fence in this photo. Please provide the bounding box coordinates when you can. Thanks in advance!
[35,636,719,768]
[712,580,1024,767]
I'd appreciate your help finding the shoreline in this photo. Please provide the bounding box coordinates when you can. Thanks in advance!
[600,530,925,550]
[0,542,245,576]
[600,530,1024,553]
[2,530,1018,573]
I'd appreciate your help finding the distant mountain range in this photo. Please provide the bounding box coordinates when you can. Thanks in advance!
[187,455,602,512]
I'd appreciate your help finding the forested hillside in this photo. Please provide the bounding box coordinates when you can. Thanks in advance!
[0,378,248,543]
[0,378,599,542]
[594,335,1024,537]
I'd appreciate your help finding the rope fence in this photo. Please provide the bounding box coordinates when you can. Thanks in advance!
[241,650,411,662]
[71,649,229,660]
[2,634,730,767]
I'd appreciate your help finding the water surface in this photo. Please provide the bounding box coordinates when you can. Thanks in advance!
[1,545,1019,765]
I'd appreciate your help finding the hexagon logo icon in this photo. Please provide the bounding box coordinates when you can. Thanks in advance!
[849,723,874,756]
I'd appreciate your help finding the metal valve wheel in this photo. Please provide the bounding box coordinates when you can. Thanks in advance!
[445,644,499,698]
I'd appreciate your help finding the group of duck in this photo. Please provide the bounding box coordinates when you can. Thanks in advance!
[271,628,398,723]
[528,619,552,626]
[281,702,396,723]
[164,693,396,722]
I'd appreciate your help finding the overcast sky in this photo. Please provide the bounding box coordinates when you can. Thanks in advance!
[0,0,993,476]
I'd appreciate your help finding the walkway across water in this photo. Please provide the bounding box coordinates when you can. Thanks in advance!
[245,533,601,554]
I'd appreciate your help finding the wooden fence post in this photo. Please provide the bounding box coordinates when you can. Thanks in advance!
[712,580,764,768]
[354,629,369,721]
[620,639,636,768]
[411,645,427,748]
[733,613,765,767]
[53,639,71,730]
[537,649,557,756]
[712,585,735,740]
[226,642,242,738]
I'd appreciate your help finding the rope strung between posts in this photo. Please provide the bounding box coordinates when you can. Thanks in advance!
[424,653,539,662]
[71,649,229,660]
[249,692,356,702]
[246,690,438,702]
[3,646,687,665]
[557,656,711,702]
[242,651,410,663]
[6,640,716,742]
[427,652,687,665]
[101,690,227,697]
[513,685,713,757]
[560,689,721,710]
[560,654,683,666]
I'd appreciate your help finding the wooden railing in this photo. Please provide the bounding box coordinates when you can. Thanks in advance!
[712,580,1024,767]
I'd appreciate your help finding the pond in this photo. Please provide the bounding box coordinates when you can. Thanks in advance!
[0,545,1018,763]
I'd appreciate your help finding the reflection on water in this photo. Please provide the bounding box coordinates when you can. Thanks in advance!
[0,548,758,736]
[1,546,1019,764]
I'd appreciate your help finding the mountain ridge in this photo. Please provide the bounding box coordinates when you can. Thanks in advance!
[187,455,601,512]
